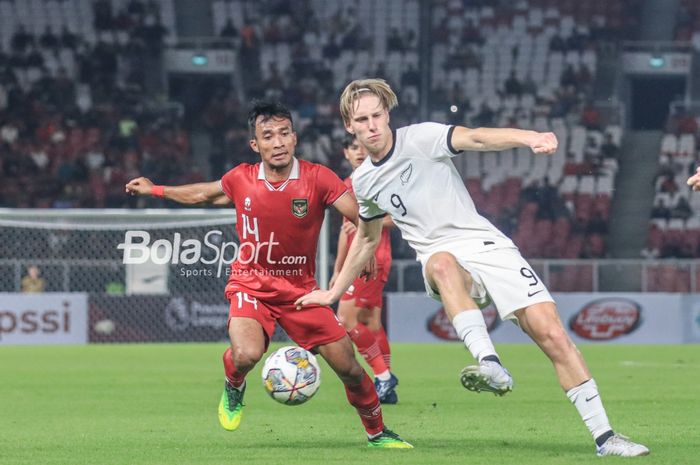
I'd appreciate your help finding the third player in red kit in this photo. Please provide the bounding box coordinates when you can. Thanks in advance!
[125,101,411,449]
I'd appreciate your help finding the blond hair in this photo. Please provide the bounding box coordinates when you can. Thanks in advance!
[339,78,398,125]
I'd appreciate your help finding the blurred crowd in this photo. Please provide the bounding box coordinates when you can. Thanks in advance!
[0,0,191,208]
[0,0,652,261]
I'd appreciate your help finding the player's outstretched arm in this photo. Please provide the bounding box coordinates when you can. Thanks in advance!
[295,217,382,308]
[333,191,359,224]
[687,167,700,191]
[330,222,350,288]
[125,177,231,205]
[451,126,558,154]
[332,191,376,278]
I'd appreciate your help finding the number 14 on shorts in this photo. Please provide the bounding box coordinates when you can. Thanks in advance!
[235,291,258,310]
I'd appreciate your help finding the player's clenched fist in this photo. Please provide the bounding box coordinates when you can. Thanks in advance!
[529,132,558,155]
[125,177,154,195]
[687,167,700,191]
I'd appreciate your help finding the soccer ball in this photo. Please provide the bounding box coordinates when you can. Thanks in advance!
[261,346,321,405]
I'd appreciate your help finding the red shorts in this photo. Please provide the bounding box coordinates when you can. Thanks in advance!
[227,292,346,350]
[340,273,387,309]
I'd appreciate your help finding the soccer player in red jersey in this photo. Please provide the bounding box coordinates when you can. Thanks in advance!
[334,134,397,404]
[125,101,411,448]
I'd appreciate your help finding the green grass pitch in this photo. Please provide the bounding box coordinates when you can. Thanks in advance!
[1,343,697,465]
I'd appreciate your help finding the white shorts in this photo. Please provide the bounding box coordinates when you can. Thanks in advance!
[421,247,554,321]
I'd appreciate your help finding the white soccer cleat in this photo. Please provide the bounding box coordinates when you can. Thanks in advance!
[596,433,650,457]
[460,360,513,396]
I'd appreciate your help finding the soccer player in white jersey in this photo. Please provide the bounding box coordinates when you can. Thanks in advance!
[296,78,649,457]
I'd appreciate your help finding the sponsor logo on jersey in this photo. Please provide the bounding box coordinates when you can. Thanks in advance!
[427,305,500,340]
[569,298,641,340]
[244,197,252,211]
[292,198,308,218]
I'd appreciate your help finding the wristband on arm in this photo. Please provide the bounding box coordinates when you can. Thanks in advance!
[151,185,165,198]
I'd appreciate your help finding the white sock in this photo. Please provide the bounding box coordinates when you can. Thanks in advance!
[566,379,612,442]
[452,309,498,362]
[375,370,390,381]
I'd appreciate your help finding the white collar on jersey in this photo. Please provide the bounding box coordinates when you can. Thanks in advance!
[257,157,300,191]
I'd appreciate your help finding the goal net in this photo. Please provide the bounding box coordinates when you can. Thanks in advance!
[0,209,329,343]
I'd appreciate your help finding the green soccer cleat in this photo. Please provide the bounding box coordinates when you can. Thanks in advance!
[218,380,245,431]
[367,428,413,449]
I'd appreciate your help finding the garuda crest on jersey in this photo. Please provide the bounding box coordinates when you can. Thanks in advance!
[292,198,308,218]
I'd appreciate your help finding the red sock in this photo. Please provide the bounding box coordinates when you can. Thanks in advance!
[372,327,391,370]
[348,323,388,376]
[344,371,384,436]
[223,347,247,388]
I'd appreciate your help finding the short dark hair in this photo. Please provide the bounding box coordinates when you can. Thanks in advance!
[341,132,357,148]
[247,100,293,138]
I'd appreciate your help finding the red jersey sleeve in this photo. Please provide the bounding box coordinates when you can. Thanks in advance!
[343,176,354,192]
[316,165,348,206]
[220,167,238,202]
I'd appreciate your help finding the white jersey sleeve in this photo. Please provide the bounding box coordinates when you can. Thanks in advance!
[403,122,462,161]
[358,193,386,221]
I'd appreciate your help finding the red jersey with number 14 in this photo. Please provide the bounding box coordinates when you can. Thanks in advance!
[220,158,348,303]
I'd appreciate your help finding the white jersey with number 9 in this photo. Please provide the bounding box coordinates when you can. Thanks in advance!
[353,122,516,263]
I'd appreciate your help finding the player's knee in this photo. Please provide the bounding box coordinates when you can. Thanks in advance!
[426,253,462,283]
[337,302,359,329]
[231,346,263,371]
[334,356,365,382]
[365,318,381,331]
[342,360,366,383]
